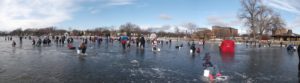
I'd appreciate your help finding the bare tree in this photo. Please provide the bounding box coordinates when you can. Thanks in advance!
[256,5,273,36]
[174,26,180,33]
[270,13,286,35]
[157,30,167,37]
[146,27,155,32]
[239,0,286,39]
[182,22,198,33]
[71,29,81,36]
[239,0,261,39]
[10,28,23,36]
[23,28,35,36]
[119,22,140,36]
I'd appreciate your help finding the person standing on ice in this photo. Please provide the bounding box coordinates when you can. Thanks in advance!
[140,36,146,49]
[298,44,300,77]
[32,39,36,45]
[79,42,87,54]
[190,42,196,54]
[12,41,16,47]
[151,38,158,51]
[136,36,140,47]
[150,33,159,51]
[120,32,129,50]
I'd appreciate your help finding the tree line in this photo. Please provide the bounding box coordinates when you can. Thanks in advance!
[2,23,194,38]
[239,0,286,40]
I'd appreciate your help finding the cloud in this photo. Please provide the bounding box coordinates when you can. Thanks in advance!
[0,0,75,31]
[206,16,242,27]
[263,0,300,33]
[288,17,300,31]
[149,25,172,32]
[159,14,172,20]
[206,15,249,34]
[80,0,136,14]
[88,7,101,14]
[106,0,136,6]
[90,10,99,14]
[207,16,228,27]
[264,0,300,14]
[0,0,136,31]
[141,25,188,33]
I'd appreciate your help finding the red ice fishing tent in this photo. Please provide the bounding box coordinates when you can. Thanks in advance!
[220,40,235,53]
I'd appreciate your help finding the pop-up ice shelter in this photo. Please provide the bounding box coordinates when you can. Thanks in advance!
[220,40,235,53]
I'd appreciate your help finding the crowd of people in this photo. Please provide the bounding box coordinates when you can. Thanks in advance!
[6,33,209,56]
[6,34,300,81]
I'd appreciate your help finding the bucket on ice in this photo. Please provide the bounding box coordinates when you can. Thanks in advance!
[203,69,210,77]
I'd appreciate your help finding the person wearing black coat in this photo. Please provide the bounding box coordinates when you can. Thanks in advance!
[298,45,300,77]
[140,36,145,48]
[190,42,196,53]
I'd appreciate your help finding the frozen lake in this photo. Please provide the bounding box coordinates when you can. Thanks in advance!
[0,37,299,83]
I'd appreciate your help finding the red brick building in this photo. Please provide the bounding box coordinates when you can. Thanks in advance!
[212,26,238,38]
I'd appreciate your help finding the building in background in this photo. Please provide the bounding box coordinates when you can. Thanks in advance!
[191,28,212,40]
[272,29,300,41]
[272,28,288,36]
[212,26,238,39]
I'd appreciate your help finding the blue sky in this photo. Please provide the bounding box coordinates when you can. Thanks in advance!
[0,0,299,34]
[59,0,242,28]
